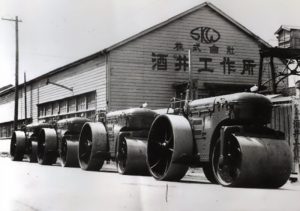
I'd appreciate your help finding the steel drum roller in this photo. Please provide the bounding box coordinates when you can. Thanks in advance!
[29,140,38,163]
[147,114,193,181]
[78,122,107,171]
[60,136,80,167]
[10,131,26,161]
[37,128,58,165]
[117,137,148,175]
[213,134,292,188]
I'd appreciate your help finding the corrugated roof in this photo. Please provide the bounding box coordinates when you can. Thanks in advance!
[1,2,271,96]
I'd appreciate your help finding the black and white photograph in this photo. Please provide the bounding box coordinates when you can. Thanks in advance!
[0,0,300,210]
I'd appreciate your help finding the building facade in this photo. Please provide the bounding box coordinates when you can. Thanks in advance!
[0,2,281,138]
[275,25,300,49]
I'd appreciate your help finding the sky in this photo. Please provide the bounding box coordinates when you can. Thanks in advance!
[0,0,300,88]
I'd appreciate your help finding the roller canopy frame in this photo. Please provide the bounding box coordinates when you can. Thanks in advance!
[258,47,300,94]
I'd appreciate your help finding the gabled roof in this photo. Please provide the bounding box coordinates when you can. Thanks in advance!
[104,1,271,52]
[275,25,300,35]
[1,1,271,95]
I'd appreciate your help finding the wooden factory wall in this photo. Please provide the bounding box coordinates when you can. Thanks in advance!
[109,5,271,110]
[31,56,107,122]
[0,88,32,122]
[0,87,32,137]
[0,54,107,134]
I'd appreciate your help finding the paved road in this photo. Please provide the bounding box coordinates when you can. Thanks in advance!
[0,140,300,211]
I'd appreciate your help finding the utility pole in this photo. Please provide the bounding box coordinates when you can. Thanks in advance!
[2,16,22,130]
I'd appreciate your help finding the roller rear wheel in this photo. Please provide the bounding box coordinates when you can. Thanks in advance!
[211,132,292,188]
[78,122,107,171]
[29,140,38,163]
[147,115,193,181]
[202,163,217,184]
[37,128,58,165]
[60,136,79,167]
[117,135,148,175]
[10,131,26,161]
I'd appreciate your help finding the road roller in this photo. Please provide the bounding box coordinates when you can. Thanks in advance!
[37,117,90,167]
[78,108,157,175]
[146,92,292,188]
[10,122,53,162]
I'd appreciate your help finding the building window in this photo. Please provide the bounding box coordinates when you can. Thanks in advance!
[68,98,76,113]
[86,111,96,120]
[53,102,59,115]
[87,93,96,109]
[39,105,45,117]
[38,91,96,120]
[59,101,67,114]
[1,126,5,137]
[77,95,86,111]
[46,104,52,116]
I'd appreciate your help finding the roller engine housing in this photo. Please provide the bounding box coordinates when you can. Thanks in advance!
[78,108,157,175]
[10,122,53,162]
[147,92,292,188]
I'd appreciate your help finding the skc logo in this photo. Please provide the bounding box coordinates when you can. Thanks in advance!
[190,27,221,44]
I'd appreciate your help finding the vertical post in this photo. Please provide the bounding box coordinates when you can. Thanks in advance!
[293,81,300,181]
[183,50,192,116]
[270,56,277,93]
[258,52,263,91]
[24,72,27,122]
[188,49,193,100]
[14,16,19,130]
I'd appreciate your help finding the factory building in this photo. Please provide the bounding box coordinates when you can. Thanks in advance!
[0,2,279,138]
[275,25,300,49]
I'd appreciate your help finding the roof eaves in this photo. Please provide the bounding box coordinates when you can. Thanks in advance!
[275,25,300,35]
[27,50,106,85]
[1,50,108,94]
[275,25,290,35]
[205,2,271,47]
[0,87,15,97]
